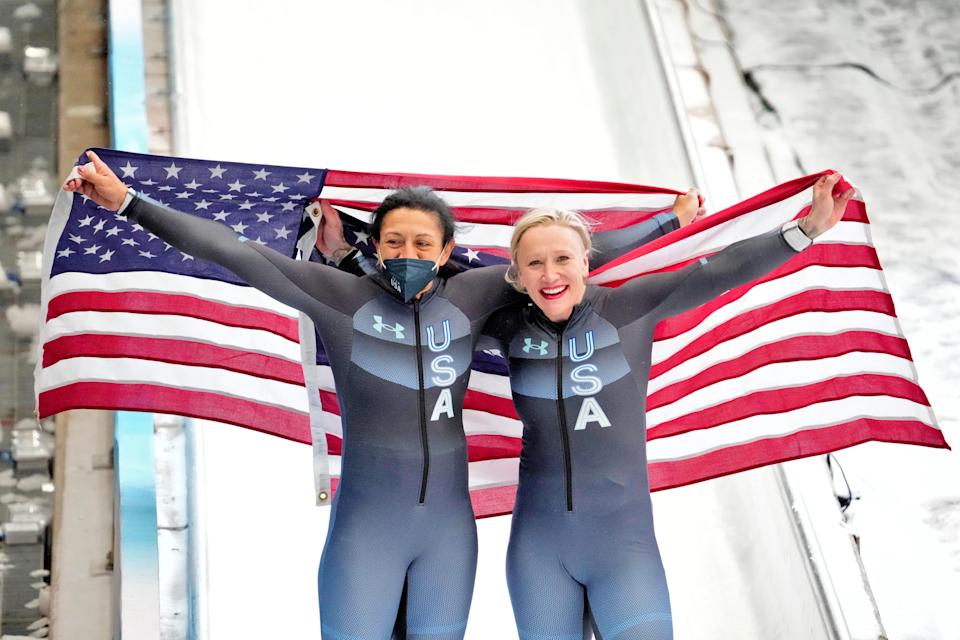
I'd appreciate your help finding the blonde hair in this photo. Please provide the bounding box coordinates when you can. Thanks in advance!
[505,208,594,291]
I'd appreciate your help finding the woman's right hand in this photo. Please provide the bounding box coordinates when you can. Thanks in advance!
[673,188,706,226]
[315,199,354,261]
[63,150,128,212]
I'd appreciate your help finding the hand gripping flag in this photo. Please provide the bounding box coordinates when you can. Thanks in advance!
[37,148,947,518]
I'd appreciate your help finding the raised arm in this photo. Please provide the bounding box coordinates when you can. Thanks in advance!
[589,188,703,269]
[64,150,357,317]
[607,174,853,325]
[589,212,677,270]
[654,228,799,321]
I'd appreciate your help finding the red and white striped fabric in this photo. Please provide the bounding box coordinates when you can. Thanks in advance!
[592,173,946,493]
[36,149,323,442]
[38,270,308,436]
[36,149,946,519]
[310,169,947,517]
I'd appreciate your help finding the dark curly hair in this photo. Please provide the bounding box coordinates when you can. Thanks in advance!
[369,186,456,246]
[369,186,462,277]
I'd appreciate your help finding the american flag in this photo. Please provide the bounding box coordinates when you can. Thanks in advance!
[38,150,320,441]
[37,149,947,518]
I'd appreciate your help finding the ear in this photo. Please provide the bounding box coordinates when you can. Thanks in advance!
[437,239,456,266]
[507,263,526,293]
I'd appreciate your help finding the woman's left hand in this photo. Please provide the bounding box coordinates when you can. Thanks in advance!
[799,173,855,239]
[673,188,706,227]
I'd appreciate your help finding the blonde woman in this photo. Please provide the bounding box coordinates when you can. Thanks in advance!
[481,174,852,639]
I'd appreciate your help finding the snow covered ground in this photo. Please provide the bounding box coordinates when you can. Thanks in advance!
[713,1,960,637]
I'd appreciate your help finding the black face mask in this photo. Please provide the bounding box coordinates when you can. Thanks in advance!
[379,256,440,303]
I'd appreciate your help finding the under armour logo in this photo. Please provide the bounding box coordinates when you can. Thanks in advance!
[523,338,548,355]
[373,314,405,339]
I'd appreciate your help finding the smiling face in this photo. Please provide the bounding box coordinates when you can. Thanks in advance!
[374,207,455,264]
[515,223,590,323]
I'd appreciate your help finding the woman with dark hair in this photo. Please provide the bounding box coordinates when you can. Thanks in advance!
[64,150,698,639]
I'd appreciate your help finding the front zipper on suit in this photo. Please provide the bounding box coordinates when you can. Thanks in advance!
[414,300,429,504]
[555,332,573,512]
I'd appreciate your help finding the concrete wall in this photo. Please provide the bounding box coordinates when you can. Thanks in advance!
[51,3,113,637]
[50,411,114,640]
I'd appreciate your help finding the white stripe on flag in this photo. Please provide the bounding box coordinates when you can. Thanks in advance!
[647,396,935,462]
[44,311,302,361]
[647,352,920,427]
[649,311,902,392]
[46,270,299,317]
[466,369,514,399]
[452,222,519,250]
[37,357,308,411]
[465,457,521,489]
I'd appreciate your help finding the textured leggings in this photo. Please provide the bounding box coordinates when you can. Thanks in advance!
[318,493,478,640]
[507,508,672,640]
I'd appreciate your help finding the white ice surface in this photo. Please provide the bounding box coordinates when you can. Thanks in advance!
[715,0,960,637]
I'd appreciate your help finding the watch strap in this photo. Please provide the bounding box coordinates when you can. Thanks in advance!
[781,219,813,251]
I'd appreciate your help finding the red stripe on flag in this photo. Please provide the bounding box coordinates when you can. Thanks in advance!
[464,389,518,419]
[648,331,913,411]
[327,199,665,231]
[469,484,518,519]
[648,418,948,492]
[42,334,305,385]
[649,246,886,338]
[465,434,523,462]
[38,382,310,442]
[325,433,342,456]
[318,389,340,414]
[649,290,897,380]
[323,170,680,195]
[47,291,300,342]
[648,374,931,441]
